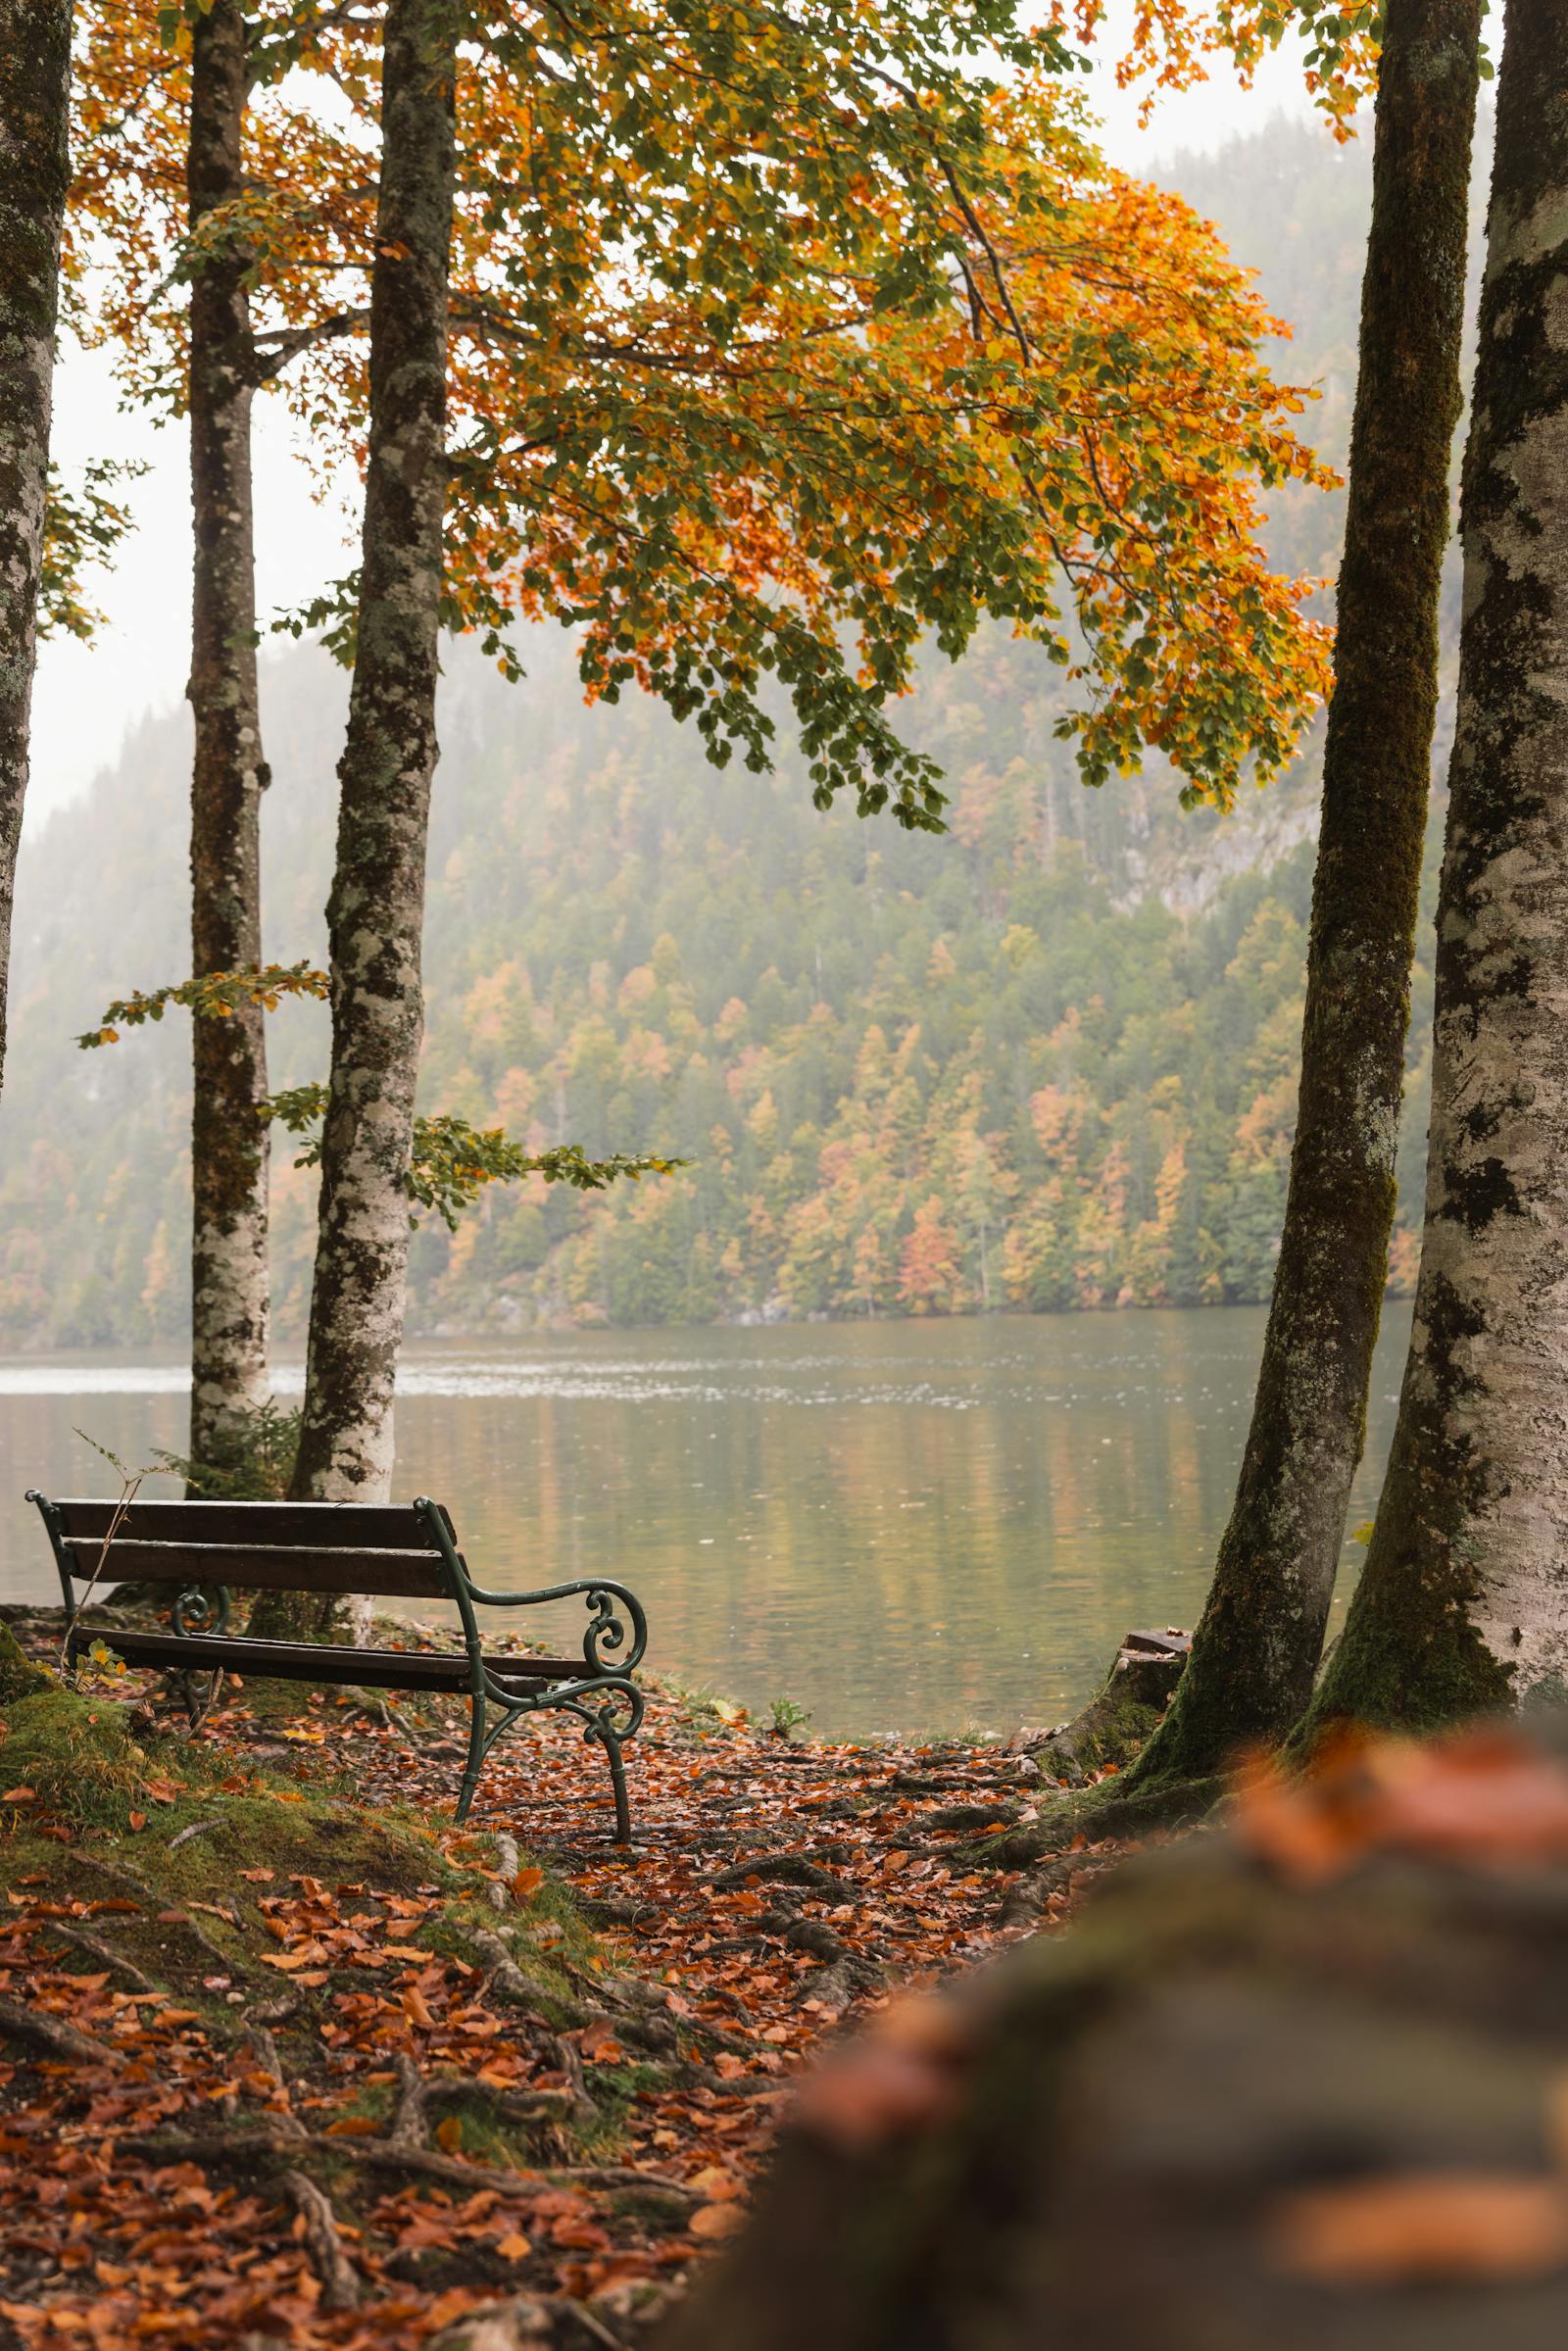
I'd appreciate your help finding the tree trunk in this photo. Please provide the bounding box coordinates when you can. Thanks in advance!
[662,1725,1568,2351]
[286,0,454,1527]
[0,0,70,1097]
[187,0,271,1474]
[1306,0,1568,1736]
[1125,0,1481,1787]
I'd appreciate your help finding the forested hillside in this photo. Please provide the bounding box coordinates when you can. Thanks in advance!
[0,113,1457,1348]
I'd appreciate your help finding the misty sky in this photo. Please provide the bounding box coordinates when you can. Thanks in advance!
[28,31,1321,830]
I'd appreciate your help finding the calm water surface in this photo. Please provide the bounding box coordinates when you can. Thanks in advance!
[0,1307,1411,1739]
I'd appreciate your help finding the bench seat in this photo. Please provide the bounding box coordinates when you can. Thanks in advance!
[71,1628,596,1692]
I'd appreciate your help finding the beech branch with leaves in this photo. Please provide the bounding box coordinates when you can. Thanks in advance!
[74,959,329,1048]
[75,964,681,1229]
[264,1082,682,1231]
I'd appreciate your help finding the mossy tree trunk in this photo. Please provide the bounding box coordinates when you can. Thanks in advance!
[187,0,272,1476]
[0,1621,49,1705]
[268,0,454,1641]
[1306,0,1568,1737]
[0,0,70,1097]
[1127,0,1482,1787]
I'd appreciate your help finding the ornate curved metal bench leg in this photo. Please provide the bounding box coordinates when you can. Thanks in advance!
[595,1714,632,1844]
[456,1690,488,1825]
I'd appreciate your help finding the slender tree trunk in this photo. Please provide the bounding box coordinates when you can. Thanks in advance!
[0,1,70,1097]
[1306,0,1568,1736]
[288,0,454,1512]
[187,0,271,1472]
[1125,0,1481,1787]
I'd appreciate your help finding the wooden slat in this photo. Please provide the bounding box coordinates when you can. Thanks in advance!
[74,1628,588,1691]
[50,1497,451,1550]
[61,1538,452,1600]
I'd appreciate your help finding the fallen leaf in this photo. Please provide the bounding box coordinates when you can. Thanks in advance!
[689,2202,746,2240]
[688,2167,743,2201]
[1268,2172,1568,2284]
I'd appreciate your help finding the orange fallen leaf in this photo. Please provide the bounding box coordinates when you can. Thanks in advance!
[512,1867,545,1900]
[239,1869,274,1884]
[127,1811,147,1832]
[1,1788,35,1805]
[689,2202,746,2240]
[324,2116,382,2137]
[435,2116,464,2153]
[1268,2172,1568,2284]
[401,1986,436,2030]
[494,2230,532,2261]
[688,2166,743,2201]
[422,2289,476,2328]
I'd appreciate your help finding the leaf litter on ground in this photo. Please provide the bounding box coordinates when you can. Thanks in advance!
[0,1621,1129,2349]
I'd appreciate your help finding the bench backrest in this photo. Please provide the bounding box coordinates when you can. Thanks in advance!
[34,1496,462,1601]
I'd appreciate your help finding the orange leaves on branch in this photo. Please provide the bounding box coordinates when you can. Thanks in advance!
[1057,0,1381,137]
[76,4,1332,823]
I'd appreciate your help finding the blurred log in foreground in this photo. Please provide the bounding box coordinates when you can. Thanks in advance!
[665,1723,1568,2351]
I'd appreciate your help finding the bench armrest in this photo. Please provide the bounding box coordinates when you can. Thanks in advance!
[411,1497,647,1678]
[460,1573,647,1677]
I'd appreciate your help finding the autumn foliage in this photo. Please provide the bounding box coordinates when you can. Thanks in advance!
[72,1,1332,824]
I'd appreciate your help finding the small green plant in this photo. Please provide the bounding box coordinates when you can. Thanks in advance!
[768,1694,812,1741]
[155,1396,304,1501]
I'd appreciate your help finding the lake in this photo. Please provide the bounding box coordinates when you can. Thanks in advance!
[0,1305,1412,1741]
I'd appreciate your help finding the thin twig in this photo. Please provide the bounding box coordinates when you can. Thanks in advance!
[42,1923,159,1993]
[277,2170,362,2311]
[169,1818,221,1852]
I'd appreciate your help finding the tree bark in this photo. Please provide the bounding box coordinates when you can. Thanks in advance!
[288,0,454,1515]
[1125,0,1482,1786]
[187,0,271,1472]
[1306,0,1568,1736]
[0,0,70,1097]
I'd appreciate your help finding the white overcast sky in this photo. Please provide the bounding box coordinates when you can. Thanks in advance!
[27,26,1320,830]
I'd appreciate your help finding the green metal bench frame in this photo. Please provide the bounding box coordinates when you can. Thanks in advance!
[27,1490,648,1840]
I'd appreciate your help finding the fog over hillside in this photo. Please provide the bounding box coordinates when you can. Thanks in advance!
[0,117,1466,1348]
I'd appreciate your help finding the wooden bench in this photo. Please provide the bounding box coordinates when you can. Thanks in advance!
[26,1492,647,1840]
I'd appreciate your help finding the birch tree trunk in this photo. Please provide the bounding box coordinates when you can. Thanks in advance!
[287,0,454,1525]
[1307,0,1568,1735]
[187,0,272,1473]
[1125,0,1481,1786]
[0,0,70,1097]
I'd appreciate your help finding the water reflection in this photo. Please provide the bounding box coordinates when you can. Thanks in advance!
[0,1306,1411,1739]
